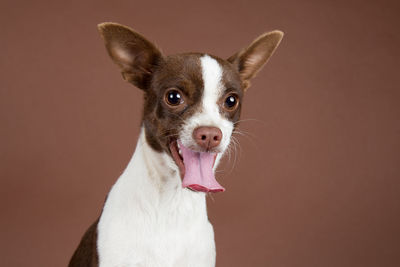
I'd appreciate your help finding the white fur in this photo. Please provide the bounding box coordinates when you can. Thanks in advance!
[97,55,233,267]
[97,128,216,267]
[179,55,234,166]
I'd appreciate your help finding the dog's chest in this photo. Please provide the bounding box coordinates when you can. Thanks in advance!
[98,186,215,266]
[96,135,216,267]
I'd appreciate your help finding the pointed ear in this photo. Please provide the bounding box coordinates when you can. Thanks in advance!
[97,22,163,90]
[228,30,284,91]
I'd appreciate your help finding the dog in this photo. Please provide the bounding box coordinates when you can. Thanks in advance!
[69,22,283,267]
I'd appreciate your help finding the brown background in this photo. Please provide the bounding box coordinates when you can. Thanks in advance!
[1,0,399,266]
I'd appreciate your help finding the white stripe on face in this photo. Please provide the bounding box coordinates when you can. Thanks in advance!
[200,55,223,116]
[179,55,234,153]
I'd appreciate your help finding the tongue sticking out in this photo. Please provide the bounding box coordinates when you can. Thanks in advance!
[179,141,225,193]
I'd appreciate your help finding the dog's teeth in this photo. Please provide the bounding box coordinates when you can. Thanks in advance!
[178,148,182,155]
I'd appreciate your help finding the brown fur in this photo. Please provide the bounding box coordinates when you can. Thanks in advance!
[143,53,244,154]
[69,22,283,264]
[69,219,99,267]
[228,30,284,91]
[98,22,163,90]
[96,22,282,154]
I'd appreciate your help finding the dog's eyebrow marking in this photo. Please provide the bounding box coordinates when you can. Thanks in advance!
[200,55,223,114]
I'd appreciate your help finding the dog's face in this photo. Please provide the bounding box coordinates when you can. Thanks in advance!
[98,23,283,192]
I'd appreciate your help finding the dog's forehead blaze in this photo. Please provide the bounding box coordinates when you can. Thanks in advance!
[142,53,242,153]
[153,53,241,96]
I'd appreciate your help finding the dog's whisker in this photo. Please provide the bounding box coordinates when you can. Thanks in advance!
[232,129,260,149]
[233,129,256,140]
[222,136,240,175]
[233,118,264,125]
[208,193,216,203]
[230,137,240,173]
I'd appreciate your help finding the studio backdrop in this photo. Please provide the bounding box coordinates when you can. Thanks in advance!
[1,0,399,266]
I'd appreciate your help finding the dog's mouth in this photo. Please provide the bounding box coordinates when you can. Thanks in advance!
[169,140,225,193]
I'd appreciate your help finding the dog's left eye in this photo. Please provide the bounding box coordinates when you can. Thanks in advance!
[165,89,184,106]
[223,94,239,110]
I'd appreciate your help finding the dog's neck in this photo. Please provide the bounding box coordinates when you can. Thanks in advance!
[96,126,210,266]
[131,127,181,192]
[115,126,208,218]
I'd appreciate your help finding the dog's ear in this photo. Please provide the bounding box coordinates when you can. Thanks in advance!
[98,22,163,90]
[228,30,283,91]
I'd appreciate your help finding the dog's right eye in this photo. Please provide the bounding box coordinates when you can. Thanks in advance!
[165,89,184,106]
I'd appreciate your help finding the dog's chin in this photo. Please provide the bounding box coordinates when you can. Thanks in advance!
[168,139,225,193]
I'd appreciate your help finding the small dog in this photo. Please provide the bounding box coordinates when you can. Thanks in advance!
[69,22,283,267]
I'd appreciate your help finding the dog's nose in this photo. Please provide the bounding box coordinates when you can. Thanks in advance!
[193,127,222,150]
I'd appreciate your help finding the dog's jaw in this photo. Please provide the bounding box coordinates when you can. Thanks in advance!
[169,140,185,178]
[169,140,223,193]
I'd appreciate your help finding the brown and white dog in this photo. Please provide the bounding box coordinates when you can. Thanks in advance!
[69,22,283,267]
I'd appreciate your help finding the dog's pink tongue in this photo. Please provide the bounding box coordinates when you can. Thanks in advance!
[179,143,225,193]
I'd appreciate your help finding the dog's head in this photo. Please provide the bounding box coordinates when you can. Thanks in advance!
[98,23,283,193]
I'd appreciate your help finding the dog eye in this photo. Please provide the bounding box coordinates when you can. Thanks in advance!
[224,94,239,110]
[165,89,184,106]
